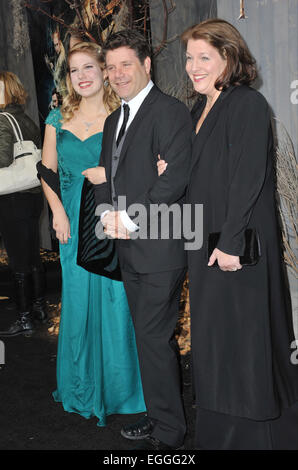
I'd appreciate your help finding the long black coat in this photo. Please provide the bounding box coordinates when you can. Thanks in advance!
[188,85,298,420]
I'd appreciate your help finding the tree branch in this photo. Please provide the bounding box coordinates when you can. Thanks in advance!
[153,0,176,57]
[25,0,97,43]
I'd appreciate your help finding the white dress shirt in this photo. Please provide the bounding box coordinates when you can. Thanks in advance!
[115,79,154,141]
[102,80,154,233]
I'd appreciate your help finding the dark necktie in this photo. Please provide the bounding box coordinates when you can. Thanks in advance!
[116,103,130,147]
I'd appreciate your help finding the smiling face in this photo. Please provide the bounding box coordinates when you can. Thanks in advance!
[69,52,103,98]
[185,39,227,98]
[105,46,151,102]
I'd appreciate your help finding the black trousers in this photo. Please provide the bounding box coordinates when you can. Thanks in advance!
[0,191,43,273]
[121,267,187,447]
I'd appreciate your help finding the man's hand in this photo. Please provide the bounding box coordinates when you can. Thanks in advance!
[102,211,130,239]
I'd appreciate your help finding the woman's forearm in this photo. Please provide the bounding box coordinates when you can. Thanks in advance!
[41,178,65,216]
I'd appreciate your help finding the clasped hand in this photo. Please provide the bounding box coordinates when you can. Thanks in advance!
[208,248,242,272]
[100,155,165,239]
[102,211,130,240]
[82,166,107,184]
[157,154,167,176]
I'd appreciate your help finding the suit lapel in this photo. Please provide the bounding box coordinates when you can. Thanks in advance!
[190,86,237,173]
[115,86,160,175]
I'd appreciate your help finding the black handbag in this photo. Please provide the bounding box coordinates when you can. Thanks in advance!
[37,162,122,281]
[207,228,261,266]
[77,178,122,281]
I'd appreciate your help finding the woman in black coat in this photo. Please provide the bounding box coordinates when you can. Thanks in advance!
[0,72,47,337]
[158,18,298,449]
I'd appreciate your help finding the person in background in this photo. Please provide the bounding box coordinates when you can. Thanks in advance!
[45,28,67,96]
[41,42,145,426]
[50,88,63,109]
[158,18,298,450]
[0,71,47,337]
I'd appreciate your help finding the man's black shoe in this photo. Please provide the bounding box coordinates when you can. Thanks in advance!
[132,436,184,450]
[121,416,154,440]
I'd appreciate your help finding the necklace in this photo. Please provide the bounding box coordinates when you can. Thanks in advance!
[82,119,96,132]
[78,110,99,132]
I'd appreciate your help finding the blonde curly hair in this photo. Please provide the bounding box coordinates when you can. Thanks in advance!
[61,42,120,122]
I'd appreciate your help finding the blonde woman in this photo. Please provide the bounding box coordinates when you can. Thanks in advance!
[41,42,145,426]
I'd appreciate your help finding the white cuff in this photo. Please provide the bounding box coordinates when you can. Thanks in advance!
[100,209,111,221]
[120,210,139,232]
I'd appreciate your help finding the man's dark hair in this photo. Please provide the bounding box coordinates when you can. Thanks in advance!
[102,30,151,64]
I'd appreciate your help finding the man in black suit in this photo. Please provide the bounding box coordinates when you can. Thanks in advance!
[96,30,192,450]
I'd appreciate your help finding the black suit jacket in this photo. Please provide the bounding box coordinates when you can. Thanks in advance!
[95,85,193,273]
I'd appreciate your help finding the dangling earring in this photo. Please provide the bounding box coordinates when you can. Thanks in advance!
[104,79,109,87]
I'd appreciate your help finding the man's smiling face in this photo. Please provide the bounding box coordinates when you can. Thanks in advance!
[105,46,151,102]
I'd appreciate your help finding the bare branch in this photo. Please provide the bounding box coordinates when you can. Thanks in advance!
[25,0,97,42]
[274,118,298,277]
[24,3,67,25]
[64,0,97,42]
[153,0,176,57]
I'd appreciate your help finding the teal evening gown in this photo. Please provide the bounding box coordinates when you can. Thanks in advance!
[45,108,145,426]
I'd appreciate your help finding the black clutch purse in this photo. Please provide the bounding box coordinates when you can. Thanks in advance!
[207,228,261,266]
[77,178,122,281]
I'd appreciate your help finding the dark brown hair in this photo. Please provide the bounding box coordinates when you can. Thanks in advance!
[181,19,257,90]
[102,30,151,64]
